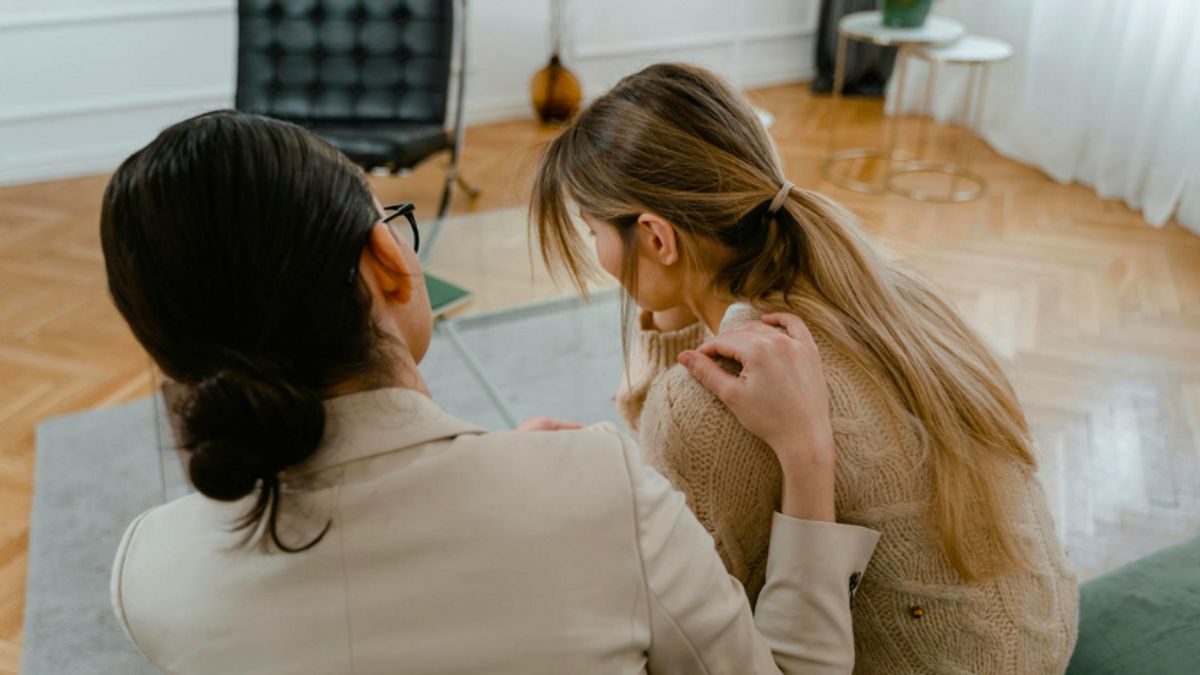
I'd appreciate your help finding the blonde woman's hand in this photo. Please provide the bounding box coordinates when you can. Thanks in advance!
[678,313,836,521]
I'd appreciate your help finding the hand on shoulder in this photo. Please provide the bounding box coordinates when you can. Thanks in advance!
[678,313,836,521]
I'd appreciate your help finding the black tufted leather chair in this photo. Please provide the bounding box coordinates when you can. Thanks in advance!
[236,0,475,260]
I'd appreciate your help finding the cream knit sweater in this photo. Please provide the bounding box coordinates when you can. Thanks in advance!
[617,306,1079,674]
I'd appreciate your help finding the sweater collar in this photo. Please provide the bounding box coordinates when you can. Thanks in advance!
[719,301,760,333]
[291,387,486,475]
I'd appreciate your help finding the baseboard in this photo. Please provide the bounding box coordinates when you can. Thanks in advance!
[461,63,815,127]
[0,69,812,186]
[0,143,141,186]
[0,91,233,187]
[742,64,816,90]
[465,96,534,125]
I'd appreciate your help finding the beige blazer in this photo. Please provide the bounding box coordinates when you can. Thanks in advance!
[112,388,879,675]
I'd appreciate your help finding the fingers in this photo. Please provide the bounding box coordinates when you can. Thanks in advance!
[703,314,810,347]
[516,417,584,432]
[694,329,787,362]
[678,350,738,402]
[515,417,545,432]
[694,332,760,361]
[761,312,816,344]
[722,321,780,338]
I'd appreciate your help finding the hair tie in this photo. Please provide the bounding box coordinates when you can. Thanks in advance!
[768,180,794,215]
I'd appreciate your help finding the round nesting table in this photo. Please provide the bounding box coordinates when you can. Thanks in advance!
[886,35,1015,202]
[822,11,965,194]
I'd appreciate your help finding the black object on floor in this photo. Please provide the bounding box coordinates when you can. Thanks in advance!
[811,0,898,97]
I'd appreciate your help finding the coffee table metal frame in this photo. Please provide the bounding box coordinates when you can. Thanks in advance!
[822,12,966,194]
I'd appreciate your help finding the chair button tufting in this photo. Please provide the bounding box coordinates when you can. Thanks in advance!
[909,605,926,619]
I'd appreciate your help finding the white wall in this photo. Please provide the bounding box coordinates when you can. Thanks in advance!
[0,0,818,186]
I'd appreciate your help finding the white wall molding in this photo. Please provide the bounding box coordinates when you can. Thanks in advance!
[1,0,818,186]
[0,92,232,185]
[572,22,815,61]
[741,62,816,91]
[465,95,532,125]
[0,1,236,186]
[0,141,157,186]
[0,87,233,125]
[0,0,233,32]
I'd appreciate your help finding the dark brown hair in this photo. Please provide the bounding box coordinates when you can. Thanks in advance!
[101,110,387,552]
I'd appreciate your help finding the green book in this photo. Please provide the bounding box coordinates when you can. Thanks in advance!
[425,273,472,317]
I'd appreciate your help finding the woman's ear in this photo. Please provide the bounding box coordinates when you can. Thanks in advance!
[363,222,414,303]
[636,212,680,266]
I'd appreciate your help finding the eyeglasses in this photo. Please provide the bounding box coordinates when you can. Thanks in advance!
[347,202,419,285]
[382,202,419,252]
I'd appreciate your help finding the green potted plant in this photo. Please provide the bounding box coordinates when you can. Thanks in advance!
[882,0,934,28]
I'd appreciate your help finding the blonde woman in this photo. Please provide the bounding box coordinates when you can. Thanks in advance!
[533,64,1078,674]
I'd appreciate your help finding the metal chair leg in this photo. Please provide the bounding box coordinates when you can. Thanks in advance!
[420,158,456,264]
[420,0,475,264]
[456,173,481,199]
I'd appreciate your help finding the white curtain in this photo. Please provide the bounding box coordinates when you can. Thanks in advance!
[888,0,1200,234]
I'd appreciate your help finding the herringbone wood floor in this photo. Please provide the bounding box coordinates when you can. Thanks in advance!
[2,83,1198,671]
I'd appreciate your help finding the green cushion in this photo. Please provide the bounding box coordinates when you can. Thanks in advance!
[1066,536,1200,674]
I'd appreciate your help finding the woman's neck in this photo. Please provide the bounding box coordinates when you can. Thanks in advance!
[688,293,736,334]
[326,348,430,400]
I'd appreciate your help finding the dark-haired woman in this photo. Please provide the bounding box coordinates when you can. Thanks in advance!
[104,110,878,675]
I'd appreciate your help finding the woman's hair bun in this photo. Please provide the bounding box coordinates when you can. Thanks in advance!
[101,112,380,551]
[181,366,326,502]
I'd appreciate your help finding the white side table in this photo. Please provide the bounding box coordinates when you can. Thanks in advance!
[886,35,1015,202]
[823,11,965,193]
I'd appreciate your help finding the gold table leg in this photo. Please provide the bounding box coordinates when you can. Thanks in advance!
[887,59,989,203]
[822,38,914,194]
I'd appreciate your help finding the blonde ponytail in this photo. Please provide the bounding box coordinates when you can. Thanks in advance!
[533,63,1037,580]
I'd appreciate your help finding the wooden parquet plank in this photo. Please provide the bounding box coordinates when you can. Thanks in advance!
[0,639,20,675]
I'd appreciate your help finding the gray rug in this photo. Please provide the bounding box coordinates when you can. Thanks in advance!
[22,293,627,674]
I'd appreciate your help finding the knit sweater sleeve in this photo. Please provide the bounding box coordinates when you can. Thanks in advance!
[615,317,709,434]
[638,362,785,604]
